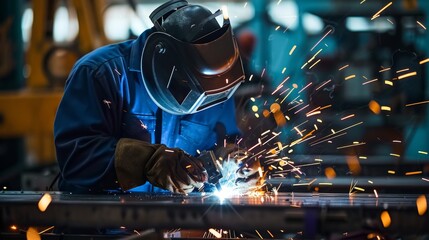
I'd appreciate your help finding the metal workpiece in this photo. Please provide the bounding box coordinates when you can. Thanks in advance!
[0,191,428,236]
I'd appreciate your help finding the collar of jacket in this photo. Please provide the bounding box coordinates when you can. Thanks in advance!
[129,27,156,72]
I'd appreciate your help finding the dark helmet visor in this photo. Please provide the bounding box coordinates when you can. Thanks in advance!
[141,18,244,115]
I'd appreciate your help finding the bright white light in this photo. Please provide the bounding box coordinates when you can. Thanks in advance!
[214,186,235,201]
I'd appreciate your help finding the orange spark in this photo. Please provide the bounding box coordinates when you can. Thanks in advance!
[369,100,381,114]
[406,100,429,107]
[417,195,427,216]
[380,211,391,228]
[338,64,349,71]
[325,167,336,179]
[397,71,417,80]
[345,75,356,81]
[341,114,355,120]
[420,58,429,64]
[38,193,52,212]
[371,2,393,20]
[405,171,422,176]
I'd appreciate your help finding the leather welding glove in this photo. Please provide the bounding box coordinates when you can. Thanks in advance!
[115,138,207,193]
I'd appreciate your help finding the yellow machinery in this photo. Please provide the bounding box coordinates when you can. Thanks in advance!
[0,0,109,164]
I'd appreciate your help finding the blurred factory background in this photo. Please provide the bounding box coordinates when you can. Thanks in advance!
[0,0,428,193]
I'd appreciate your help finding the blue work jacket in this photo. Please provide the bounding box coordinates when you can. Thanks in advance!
[54,28,240,193]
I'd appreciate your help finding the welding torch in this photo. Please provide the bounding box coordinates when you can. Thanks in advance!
[197,150,223,192]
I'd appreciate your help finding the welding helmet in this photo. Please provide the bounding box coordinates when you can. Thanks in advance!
[141,0,245,115]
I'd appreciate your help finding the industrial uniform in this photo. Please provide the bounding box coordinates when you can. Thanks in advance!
[54,28,240,193]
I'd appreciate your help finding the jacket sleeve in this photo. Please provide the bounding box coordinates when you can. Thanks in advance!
[54,63,123,192]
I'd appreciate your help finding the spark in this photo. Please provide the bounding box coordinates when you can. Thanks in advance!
[397,71,417,80]
[362,79,378,85]
[301,62,309,69]
[384,80,393,86]
[10,225,17,230]
[380,211,391,228]
[249,74,254,81]
[388,170,396,174]
[338,64,349,71]
[345,75,356,81]
[294,104,309,114]
[417,195,427,215]
[27,227,41,240]
[405,171,422,176]
[280,88,295,104]
[417,21,427,30]
[325,167,336,179]
[209,228,222,238]
[341,114,355,120]
[379,67,391,73]
[371,2,393,20]
[390,153,400,157]
[293,178,317,186]
[275,25,280,31]
[294,126,303,137]
[255,230,263,239]
[311,28,333,51]
[243,2,248,8]
[289,45,297,55]
[306,111,321,117]
[320,104,332,110]
[368,180,373,184]
[282,67,286,74]
[396,68,409,73]
[38,193,52,212]
[360,0,366,4]
[420,58,429,64]
[418,151,428,155]
[310,121,363,146]
[315,158,323,162]
[267,230,274,238]
[261,130,270,136]
[387,18,394,24]
[165,149,174,153]
[310,132,347,146]
[359,156,367,159]
[252,105,258,112]
[336,142,366,149]
[308,49,323,63]
[392,140,401,143]
[261,68,266,78]
[315,79,331,91]
[349,179,358,195]
[114,68,121,75]
[406,100,429,107]
[39,226,55,234]
[381,106,391,111]
[319,182,332,186]
[374,189,378,198]
[423,178,429,182]
[272,76,290,95]
[354,186,365,192]
[309,59,321,69]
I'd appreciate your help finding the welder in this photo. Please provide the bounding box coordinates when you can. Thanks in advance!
[54,0,251,193]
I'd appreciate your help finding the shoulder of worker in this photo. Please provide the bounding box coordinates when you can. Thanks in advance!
[72,28,155,73]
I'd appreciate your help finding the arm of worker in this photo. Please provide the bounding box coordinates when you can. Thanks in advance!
[114,138,207,193]
[54,63,124,192]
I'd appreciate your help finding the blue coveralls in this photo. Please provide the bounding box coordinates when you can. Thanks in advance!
[54,28,240,193]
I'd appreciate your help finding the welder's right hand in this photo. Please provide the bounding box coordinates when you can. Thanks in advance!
[115,138,207,193]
